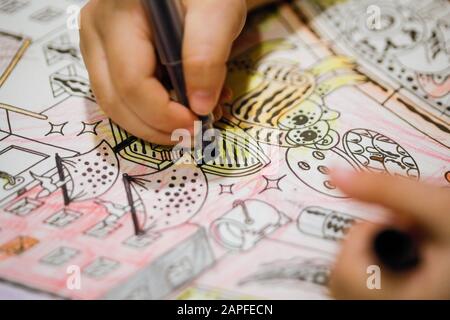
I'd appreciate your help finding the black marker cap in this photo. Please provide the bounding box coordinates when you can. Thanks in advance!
[373,228,420,271]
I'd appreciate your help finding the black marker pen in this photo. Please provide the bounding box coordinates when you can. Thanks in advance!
[373,228,420,271]
[143,0,215,141]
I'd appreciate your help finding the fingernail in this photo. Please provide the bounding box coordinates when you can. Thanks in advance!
[190,91,215,115]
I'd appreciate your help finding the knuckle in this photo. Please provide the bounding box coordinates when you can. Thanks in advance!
[185,52,225,71]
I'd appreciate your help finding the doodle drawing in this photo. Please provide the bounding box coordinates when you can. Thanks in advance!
[297,206,363,241]
[210,199,291,251]
[0,31,30,87]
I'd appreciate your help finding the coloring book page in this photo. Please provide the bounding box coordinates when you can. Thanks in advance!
[0,0,448,299]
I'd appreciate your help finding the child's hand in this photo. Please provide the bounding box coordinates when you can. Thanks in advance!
[80,0,247,144]
[330,171,450,299]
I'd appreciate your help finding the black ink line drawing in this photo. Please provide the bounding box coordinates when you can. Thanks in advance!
[58,141,119,203]
[29,6,64,23]
[4,197,43,217]
[44,208,83,228]
[0,103,48,120]
[110,122,173,170]
[50,64,95,101]
[0,0,30,14]
[287,147,352,198]
[122,233,161,249]
[404,95,447,129]
[0,3,444,300]
[122,153,208,238]
[198,119,271,177]
[227,39,361,149]
[95,199,142,224]
[226,40,358,197]
[110,118,271,178]
[343,129,420,178]
[286,128,420,197]
[0,171,16,187]
[45,122,67,136]
[123,174,143,236]
[104,227,214,300]
[40,247,79,266]
[227,39,421,198]
[84,219,122,239]
[210,199,291,251]
[0,145,48,192]
[32,141,120,204]
[77,120,102,136]
[166,256,195,289]
[390,96,450,146]
[348,1,448,115]
[259,175,286,193]
[55,153,70,205]
[112,135,138,154]
[219,183,234,195]
[86,199,143,239]
[0,170,24,191]
[82,257,120,279]
[30,172,62,198]
[43,32,81,66]
[0,31,30,87]
[297,206,363,241]
[298,0,450,128]
[238,258,331,288]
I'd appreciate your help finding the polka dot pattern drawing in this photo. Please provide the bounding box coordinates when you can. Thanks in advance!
[127,154,208,233]
[62,141,120,202]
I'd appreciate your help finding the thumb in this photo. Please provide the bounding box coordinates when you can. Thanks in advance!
[330,170,450,240]
[183,0,246,115]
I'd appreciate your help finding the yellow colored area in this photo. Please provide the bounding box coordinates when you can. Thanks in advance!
[110,36,365,174]
[310,56,355,77]
[176,286,257,300]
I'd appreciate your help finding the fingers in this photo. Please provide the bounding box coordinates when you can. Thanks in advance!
[98,2,197,134]
[330,221,450,299]
[183,0,246,115]
[80,6,175,145]
[329,222,429,299]
[331,170,450,239]
[329,222,386,299]
[80,0,244,144]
